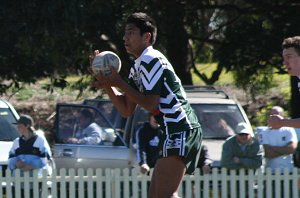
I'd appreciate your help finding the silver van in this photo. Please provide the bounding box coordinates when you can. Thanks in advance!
[126,86,253,168]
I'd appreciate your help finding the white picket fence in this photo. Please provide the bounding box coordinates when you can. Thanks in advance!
[1,167,300,198]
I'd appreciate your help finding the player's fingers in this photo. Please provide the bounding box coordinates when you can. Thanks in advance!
[94,72,105,81]
[89,50,100,65]
[110,66,118,74]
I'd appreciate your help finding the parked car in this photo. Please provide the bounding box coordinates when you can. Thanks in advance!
[0,98,20,177]
[0,98,55,180]
[125,86,253,168]
[53,86,252,170]
[52,100,137,170]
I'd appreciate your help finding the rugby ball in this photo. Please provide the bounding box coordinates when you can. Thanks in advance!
[91,51,121,76]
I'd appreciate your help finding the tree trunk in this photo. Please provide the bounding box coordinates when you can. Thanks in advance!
[162,2,192,85]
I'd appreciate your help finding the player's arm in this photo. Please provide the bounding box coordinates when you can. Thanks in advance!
[116,78,160,114]
[93,69,160,117]
[268,115,300,128]
[281,118,300,128]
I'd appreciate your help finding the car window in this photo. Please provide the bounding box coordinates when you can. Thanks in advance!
[83,99,127,131]
[55,105,125,146]
[0,108,19,141]
[127,106,149,144]
[191,104,246,139]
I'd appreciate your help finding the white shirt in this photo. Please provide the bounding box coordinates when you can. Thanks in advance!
[257,126,298,173]
[75,122,103,144]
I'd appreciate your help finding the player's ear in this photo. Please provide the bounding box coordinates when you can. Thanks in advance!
[143,32,151,44]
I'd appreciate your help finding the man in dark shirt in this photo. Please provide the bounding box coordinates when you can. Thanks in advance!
[136,114,162,174]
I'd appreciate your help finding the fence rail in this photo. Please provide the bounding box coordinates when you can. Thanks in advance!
[1,168,299,198]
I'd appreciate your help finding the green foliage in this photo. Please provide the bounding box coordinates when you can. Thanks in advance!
[1,0,300,117]
[15,88,33,101]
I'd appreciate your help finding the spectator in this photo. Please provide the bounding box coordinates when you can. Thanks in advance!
[66,109,103,144]
[221,122,263,170]
[8,114,52,197]
[136,114,161,174]
[202,113,235,138]
[268,36,300,129]
[197,145,212,174]
[221,122,263,197]
[258,106,298,173]
[8,114,52,176]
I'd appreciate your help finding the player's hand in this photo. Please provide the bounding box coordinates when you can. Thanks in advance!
[268,115,284,129]
[89,50,100,66]
[93,66,123,87]
[90,71,111,90]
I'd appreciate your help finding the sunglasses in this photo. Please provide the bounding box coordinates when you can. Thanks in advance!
[238,133,249,136]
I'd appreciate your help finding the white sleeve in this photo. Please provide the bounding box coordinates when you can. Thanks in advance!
[286,127,298,143]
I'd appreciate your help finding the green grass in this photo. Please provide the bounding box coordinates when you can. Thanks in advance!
[191,63,290,87]
[192,63,234,85]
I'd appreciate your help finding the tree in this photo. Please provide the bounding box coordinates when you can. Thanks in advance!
[213,0,300,113]
[1,0,300,117]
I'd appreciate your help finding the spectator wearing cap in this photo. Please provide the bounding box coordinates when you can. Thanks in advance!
[8,114,52,176]
[221,122,263,170]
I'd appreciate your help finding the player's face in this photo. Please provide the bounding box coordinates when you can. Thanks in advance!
[282,47,300,76]
[123,24,149,58]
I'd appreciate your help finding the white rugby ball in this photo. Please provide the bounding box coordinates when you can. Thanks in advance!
[91,51,121,76]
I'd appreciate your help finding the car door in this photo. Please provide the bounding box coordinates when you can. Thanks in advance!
[53,104,136,170]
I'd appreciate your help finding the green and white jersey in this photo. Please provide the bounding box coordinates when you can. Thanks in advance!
[128,46,200,134]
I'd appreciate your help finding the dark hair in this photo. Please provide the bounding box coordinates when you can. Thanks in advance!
[282,36,300,55]
[80,109,94,120]
[126,12,157,45]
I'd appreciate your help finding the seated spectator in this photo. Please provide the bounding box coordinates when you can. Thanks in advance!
[136,113,162,174]
[257,106,298,173]
[66,109,103,144]
[221,122,263,170]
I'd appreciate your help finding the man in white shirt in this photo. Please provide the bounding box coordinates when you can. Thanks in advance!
[66,109,103,144]
[258,106,298,173]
